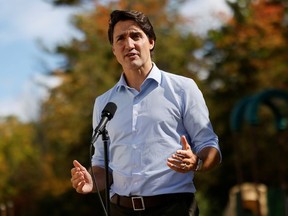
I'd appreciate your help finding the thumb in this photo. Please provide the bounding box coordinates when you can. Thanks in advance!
[181,135,190,151]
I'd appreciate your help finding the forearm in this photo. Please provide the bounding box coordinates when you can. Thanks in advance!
[90,166,113,192]
[197,147,221,171]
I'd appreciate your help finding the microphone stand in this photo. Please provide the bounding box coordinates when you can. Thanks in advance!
[101,128,111,216]
[90,127,111,216]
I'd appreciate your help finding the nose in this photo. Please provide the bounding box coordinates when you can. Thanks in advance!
[125,37,135,49]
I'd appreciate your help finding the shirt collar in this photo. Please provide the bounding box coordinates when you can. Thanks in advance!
[146,63,161,84]
[116,63,161,91]
[116,74,128,91]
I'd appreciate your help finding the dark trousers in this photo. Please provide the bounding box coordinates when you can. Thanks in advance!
[110,193,199,216]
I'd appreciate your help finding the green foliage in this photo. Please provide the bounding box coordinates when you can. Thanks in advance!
[0,117,43,206]
[200,0,288,214]
[1,0,288,215]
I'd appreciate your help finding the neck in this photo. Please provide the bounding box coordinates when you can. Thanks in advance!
[123,62,153,91]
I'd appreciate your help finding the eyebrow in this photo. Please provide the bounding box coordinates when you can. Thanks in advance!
[115,30,142,40]
[115,33,125,41]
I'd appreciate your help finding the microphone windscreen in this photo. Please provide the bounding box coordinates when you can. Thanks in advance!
[102,102,117,120]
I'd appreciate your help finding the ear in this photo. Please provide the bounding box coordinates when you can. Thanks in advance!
[149,39,155,50]
[112,46,116,55]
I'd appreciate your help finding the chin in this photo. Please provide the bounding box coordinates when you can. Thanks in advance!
[127,61,143,69]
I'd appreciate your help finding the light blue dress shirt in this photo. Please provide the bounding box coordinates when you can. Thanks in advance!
[91,63,220,197]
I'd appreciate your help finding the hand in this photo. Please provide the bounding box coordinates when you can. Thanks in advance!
[167,135,199,173]
[71,160,94,194]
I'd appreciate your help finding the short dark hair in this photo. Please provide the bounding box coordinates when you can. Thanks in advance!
[108,10,156,49]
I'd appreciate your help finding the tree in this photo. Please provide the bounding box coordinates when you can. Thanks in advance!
[200,0,288,213]
[6,0,287,214]
[0,117,44,214]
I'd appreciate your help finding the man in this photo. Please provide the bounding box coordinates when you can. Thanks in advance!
[71,10,221,216]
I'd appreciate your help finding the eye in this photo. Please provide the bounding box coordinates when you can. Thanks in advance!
[116,35,124,41]
[131,32,141,40]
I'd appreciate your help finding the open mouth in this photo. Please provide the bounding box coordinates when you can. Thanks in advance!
[126,52,137,57]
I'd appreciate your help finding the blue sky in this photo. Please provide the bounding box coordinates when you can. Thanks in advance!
[0,0,81,121]
[0,0,231,122]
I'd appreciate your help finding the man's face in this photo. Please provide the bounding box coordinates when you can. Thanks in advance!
[112,20,155,71]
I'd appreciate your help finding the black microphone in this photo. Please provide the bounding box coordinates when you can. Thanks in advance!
[92,102,117,142]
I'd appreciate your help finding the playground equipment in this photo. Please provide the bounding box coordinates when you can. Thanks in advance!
[227,89,288,216]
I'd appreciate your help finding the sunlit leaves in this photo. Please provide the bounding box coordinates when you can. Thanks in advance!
[0,117,42,200]
[202,1,288,208]
[207,0,288,92]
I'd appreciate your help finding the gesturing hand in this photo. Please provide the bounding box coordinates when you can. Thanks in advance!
[71,160,94,194]
[167,135,199,173]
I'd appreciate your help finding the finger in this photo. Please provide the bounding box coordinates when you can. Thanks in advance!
[176,136,193,157]
[71,170,83,182]
[75,180,86,193]
[167,161,186,173]
[181,135,190,150]
[71,167,78,176]
[73,160,82,168]
[71,161,83,177]
[167,161,180,171]
[73,160,86,171]
[171,153,184,162]
[167,158,189,172]
[167,157,182,166]
[71,176,82,189]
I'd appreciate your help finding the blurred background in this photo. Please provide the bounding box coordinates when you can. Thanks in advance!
[0,0,287,215]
